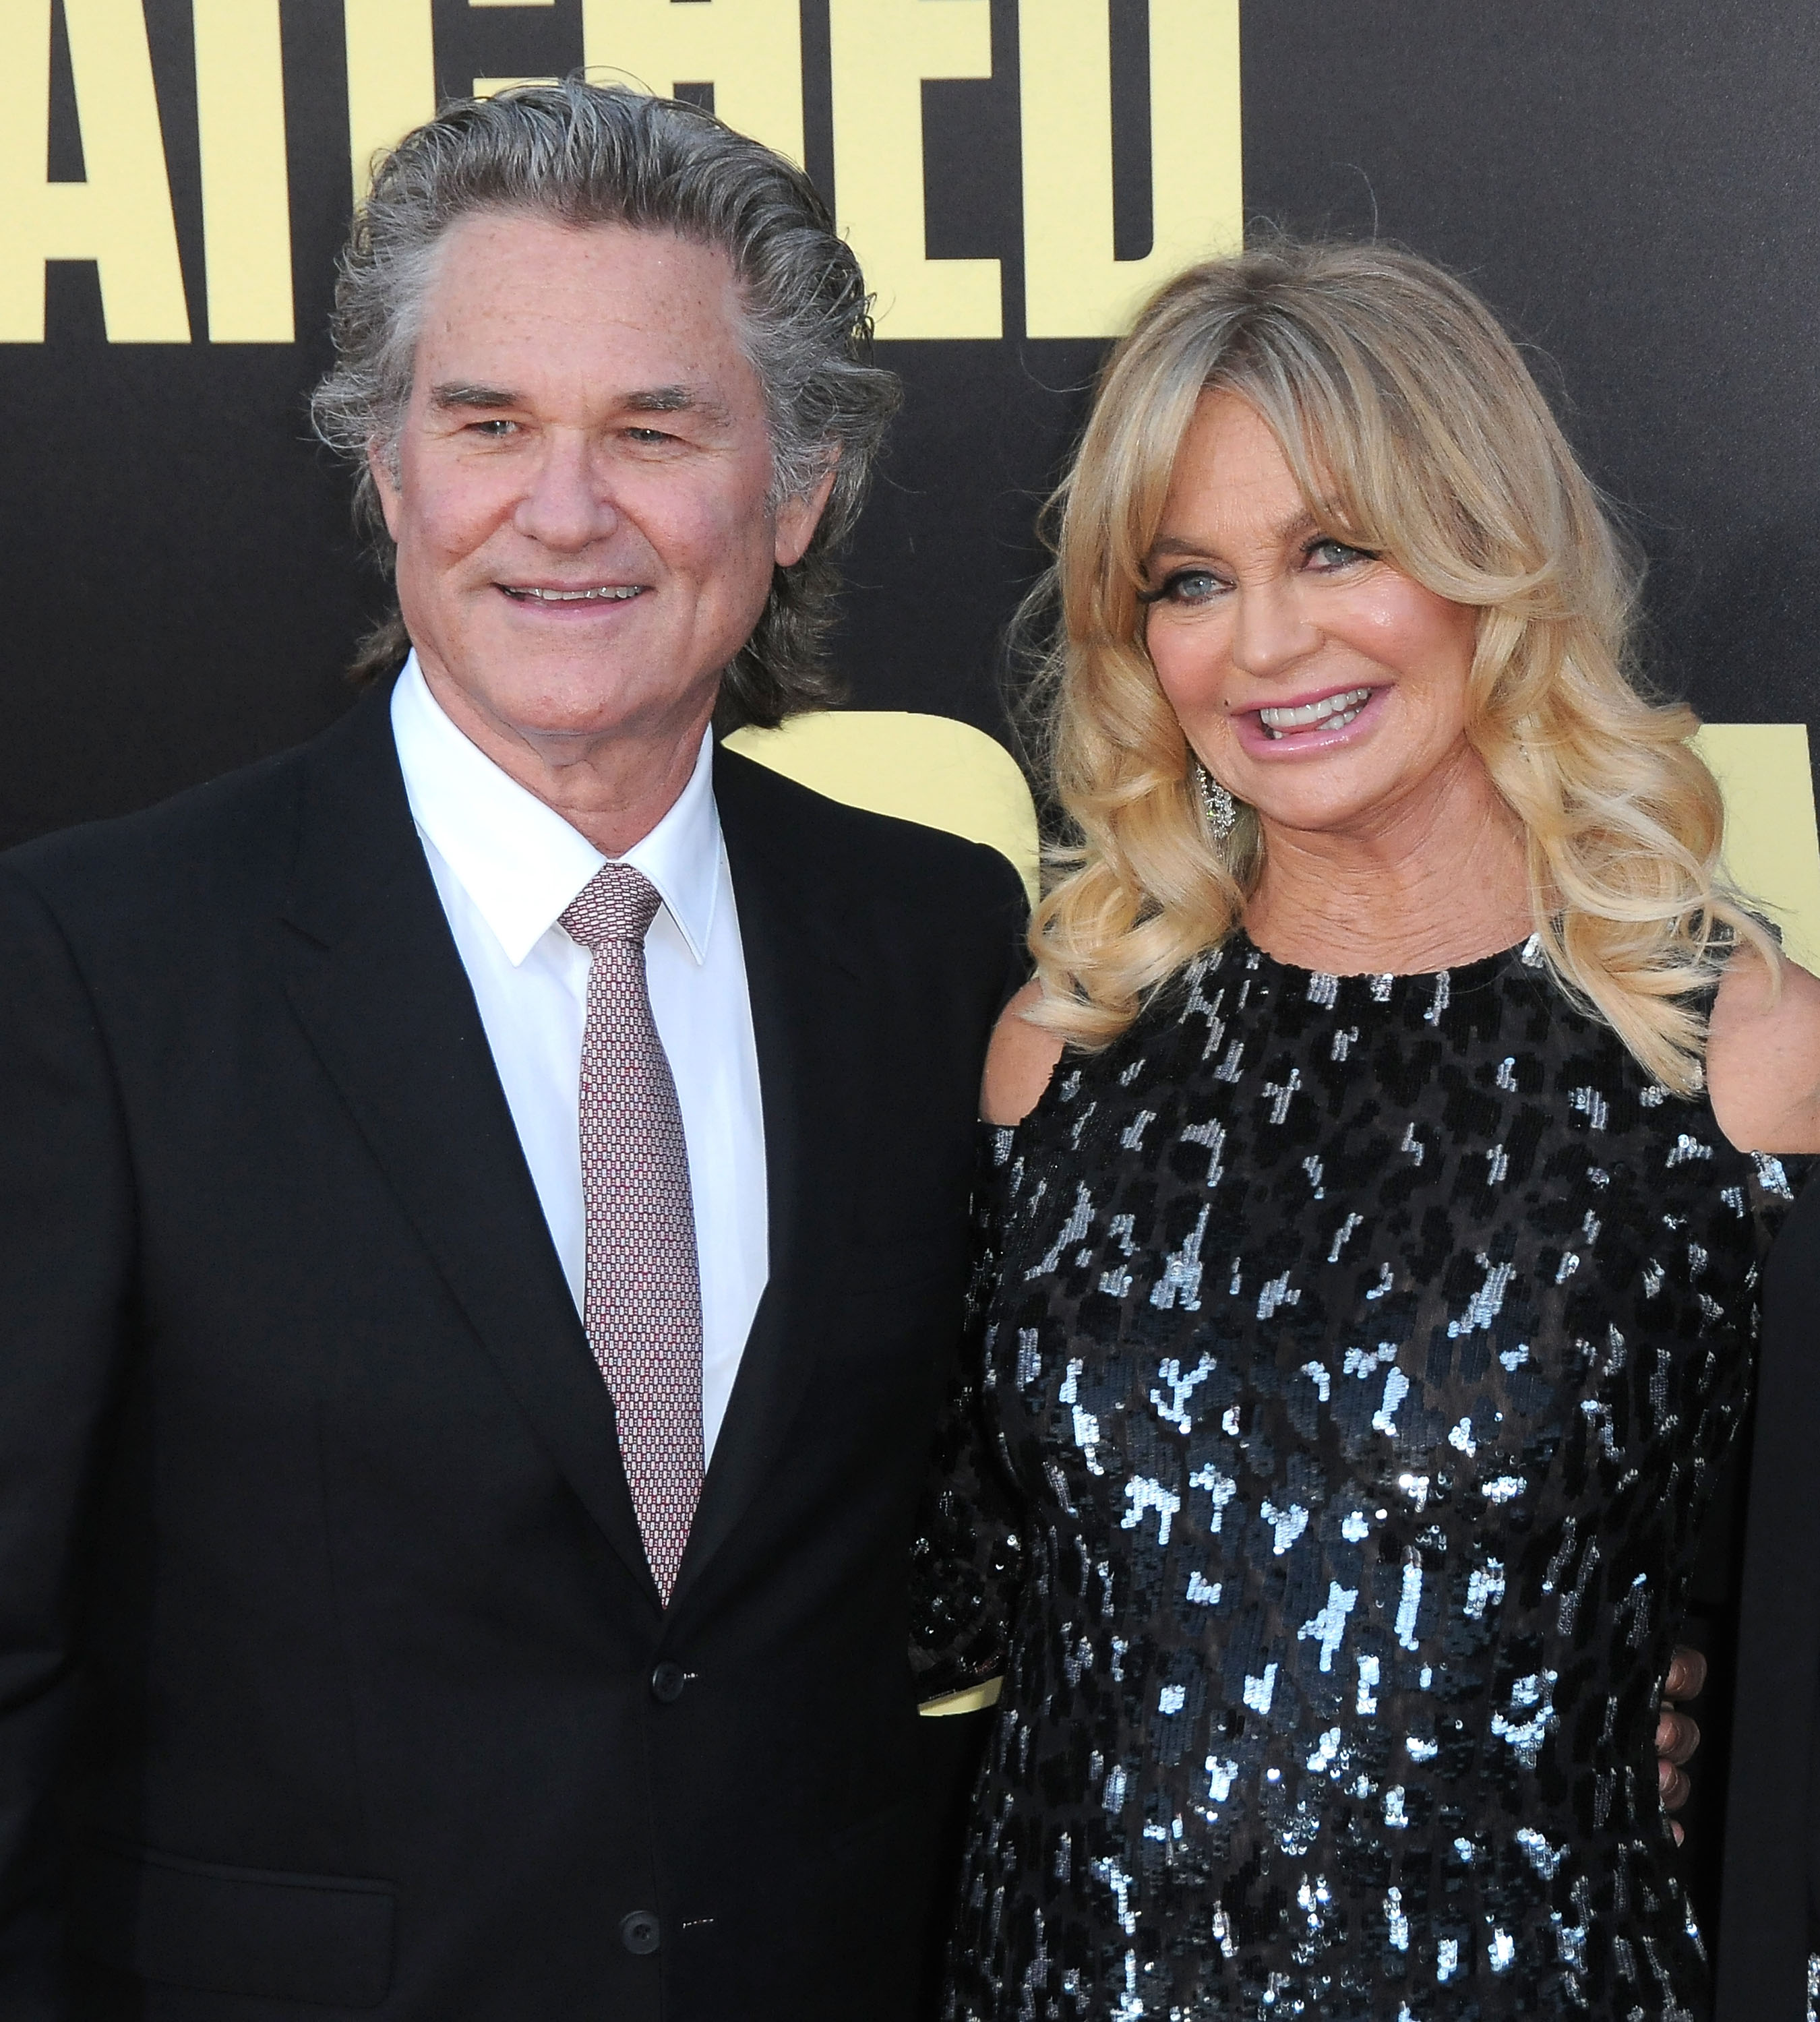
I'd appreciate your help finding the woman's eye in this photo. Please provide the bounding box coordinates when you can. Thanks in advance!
[1307,537,1373,571]
[1153,568,1223,606]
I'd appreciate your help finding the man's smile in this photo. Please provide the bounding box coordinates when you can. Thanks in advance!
[499,582,648,603]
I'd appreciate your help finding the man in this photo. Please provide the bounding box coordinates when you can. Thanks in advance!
[0,84,1023,2019]
[1718,1169,1820,2017]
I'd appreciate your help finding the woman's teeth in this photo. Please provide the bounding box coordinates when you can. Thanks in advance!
[1256,687,1372,739]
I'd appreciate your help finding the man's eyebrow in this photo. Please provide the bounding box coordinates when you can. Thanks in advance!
[425,381,735,426]
[429,381,519,412]
[622,384,732,425]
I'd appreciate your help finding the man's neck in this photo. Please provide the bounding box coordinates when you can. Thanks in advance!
[419,662,713,858]
[1242,751,1534,976]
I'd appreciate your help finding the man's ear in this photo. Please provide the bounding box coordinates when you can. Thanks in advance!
[774,462,840,569]
[367,439,404,543]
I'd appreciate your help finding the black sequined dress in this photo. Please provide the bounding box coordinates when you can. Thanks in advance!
[928,933,1796,2021]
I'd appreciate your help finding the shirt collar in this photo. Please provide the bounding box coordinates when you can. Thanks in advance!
[390,652,721,968]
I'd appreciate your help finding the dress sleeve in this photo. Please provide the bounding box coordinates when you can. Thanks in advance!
[909,1127,1026,1703]
[1748,1149,1811,1261]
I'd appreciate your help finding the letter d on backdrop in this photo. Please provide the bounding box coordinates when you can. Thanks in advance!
[1020,0,1241,339]
[0,0,189,342]
[828,0,1002,340]
[582,0,805,165]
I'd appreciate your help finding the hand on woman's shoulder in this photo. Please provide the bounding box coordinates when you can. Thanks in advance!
[981,981,1068,1127]
[1708,946,1820,1154]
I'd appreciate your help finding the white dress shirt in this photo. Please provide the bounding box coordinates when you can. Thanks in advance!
[390,654,768,1460]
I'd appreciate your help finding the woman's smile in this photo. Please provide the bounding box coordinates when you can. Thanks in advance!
[1230,680,1389,758]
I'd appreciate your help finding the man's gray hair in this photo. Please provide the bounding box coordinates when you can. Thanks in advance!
[311,78,899,729]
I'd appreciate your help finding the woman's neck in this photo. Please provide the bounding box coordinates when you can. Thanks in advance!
[1242,751,1534,976]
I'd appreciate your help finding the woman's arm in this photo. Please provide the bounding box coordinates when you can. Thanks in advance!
[910,1132,1027,1705]
[909,989,1069,1703]
[1707,946,1820,1153]
[981,981,1066,1128]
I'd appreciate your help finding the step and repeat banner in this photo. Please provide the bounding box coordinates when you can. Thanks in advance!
[1,0,1817,949]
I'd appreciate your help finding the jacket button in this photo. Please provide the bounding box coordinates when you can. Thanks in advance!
[650,1661,688,1703]
[621,1910,661,1955]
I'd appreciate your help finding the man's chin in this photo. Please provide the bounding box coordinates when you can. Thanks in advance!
[418,638,716,758]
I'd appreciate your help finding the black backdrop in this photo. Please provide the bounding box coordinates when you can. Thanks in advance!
[5,1,1818,848]
[4,0,1817,1932]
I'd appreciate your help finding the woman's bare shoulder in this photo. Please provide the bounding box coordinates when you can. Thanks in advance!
[1707,944,1820,1153]
[981,981,1068,1127]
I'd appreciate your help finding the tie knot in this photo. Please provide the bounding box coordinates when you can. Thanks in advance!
[561,862,663,950]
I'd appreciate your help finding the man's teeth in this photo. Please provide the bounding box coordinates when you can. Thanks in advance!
[512,584,642,603]
[1257,687,1372,738]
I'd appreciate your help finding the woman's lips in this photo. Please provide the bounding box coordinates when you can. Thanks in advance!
[1258,685,1371,736]
[1230,683,1388,758]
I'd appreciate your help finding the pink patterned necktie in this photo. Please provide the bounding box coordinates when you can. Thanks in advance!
[560,863,704,1603]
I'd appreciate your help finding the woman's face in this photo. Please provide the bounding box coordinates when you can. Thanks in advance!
[1143,391,1483,841]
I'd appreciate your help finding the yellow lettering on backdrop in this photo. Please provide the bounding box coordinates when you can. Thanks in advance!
[1693,724,1820,971]
[828,0,999,340]
[0,0,189,342]
[727,712,1039,900]
[1019,0,1241,339]
[193,0,293,342]
[581,1,804,165]
[343,0,435,204]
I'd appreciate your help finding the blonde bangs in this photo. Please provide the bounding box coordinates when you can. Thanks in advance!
[1026,239,1776,1093]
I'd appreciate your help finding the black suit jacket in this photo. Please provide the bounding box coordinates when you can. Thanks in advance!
[0,679,1026,2020]
[1719,1169,1820,2018]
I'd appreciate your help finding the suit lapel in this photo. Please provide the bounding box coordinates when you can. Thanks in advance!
[278,684,659,1607]
[671,747,863,1600]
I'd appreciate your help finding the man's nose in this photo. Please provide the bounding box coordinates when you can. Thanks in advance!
[1229,580,1320,678]
[512,435,621,551]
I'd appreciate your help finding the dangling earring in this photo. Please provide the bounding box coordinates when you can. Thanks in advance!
[1198,763,1236,844]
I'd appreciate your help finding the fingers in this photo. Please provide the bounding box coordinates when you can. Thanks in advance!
[1655,1707,1701,1767]
[1672,1820,1685,1847]
[1664,1645,1708,1703]
[1659,1757,1691,1812]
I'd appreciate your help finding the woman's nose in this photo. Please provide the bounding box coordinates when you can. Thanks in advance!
[1228,580,1320,677]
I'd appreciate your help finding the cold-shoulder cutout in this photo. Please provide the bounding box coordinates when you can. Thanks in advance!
[1708,942,1820,1154]
[981,980,1066,1127]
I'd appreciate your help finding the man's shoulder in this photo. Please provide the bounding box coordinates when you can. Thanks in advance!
[1,697,377,939]
[7,745,303,903]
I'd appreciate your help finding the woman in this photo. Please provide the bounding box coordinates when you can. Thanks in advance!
[925,242,1820,2019]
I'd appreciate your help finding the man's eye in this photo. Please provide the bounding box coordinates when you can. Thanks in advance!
[625,427,676,446]
[466,418,518,438]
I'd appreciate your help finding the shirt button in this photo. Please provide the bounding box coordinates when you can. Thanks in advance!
[621,1909,661,1955]
[650,1661,688,1703]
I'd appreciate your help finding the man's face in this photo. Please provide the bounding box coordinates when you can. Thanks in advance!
[371,212,828,758]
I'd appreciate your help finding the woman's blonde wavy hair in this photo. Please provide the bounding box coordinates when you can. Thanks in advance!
[1027,237,1773,1094]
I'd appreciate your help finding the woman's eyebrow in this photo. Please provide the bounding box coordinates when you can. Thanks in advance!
[1147,508,1323,561]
